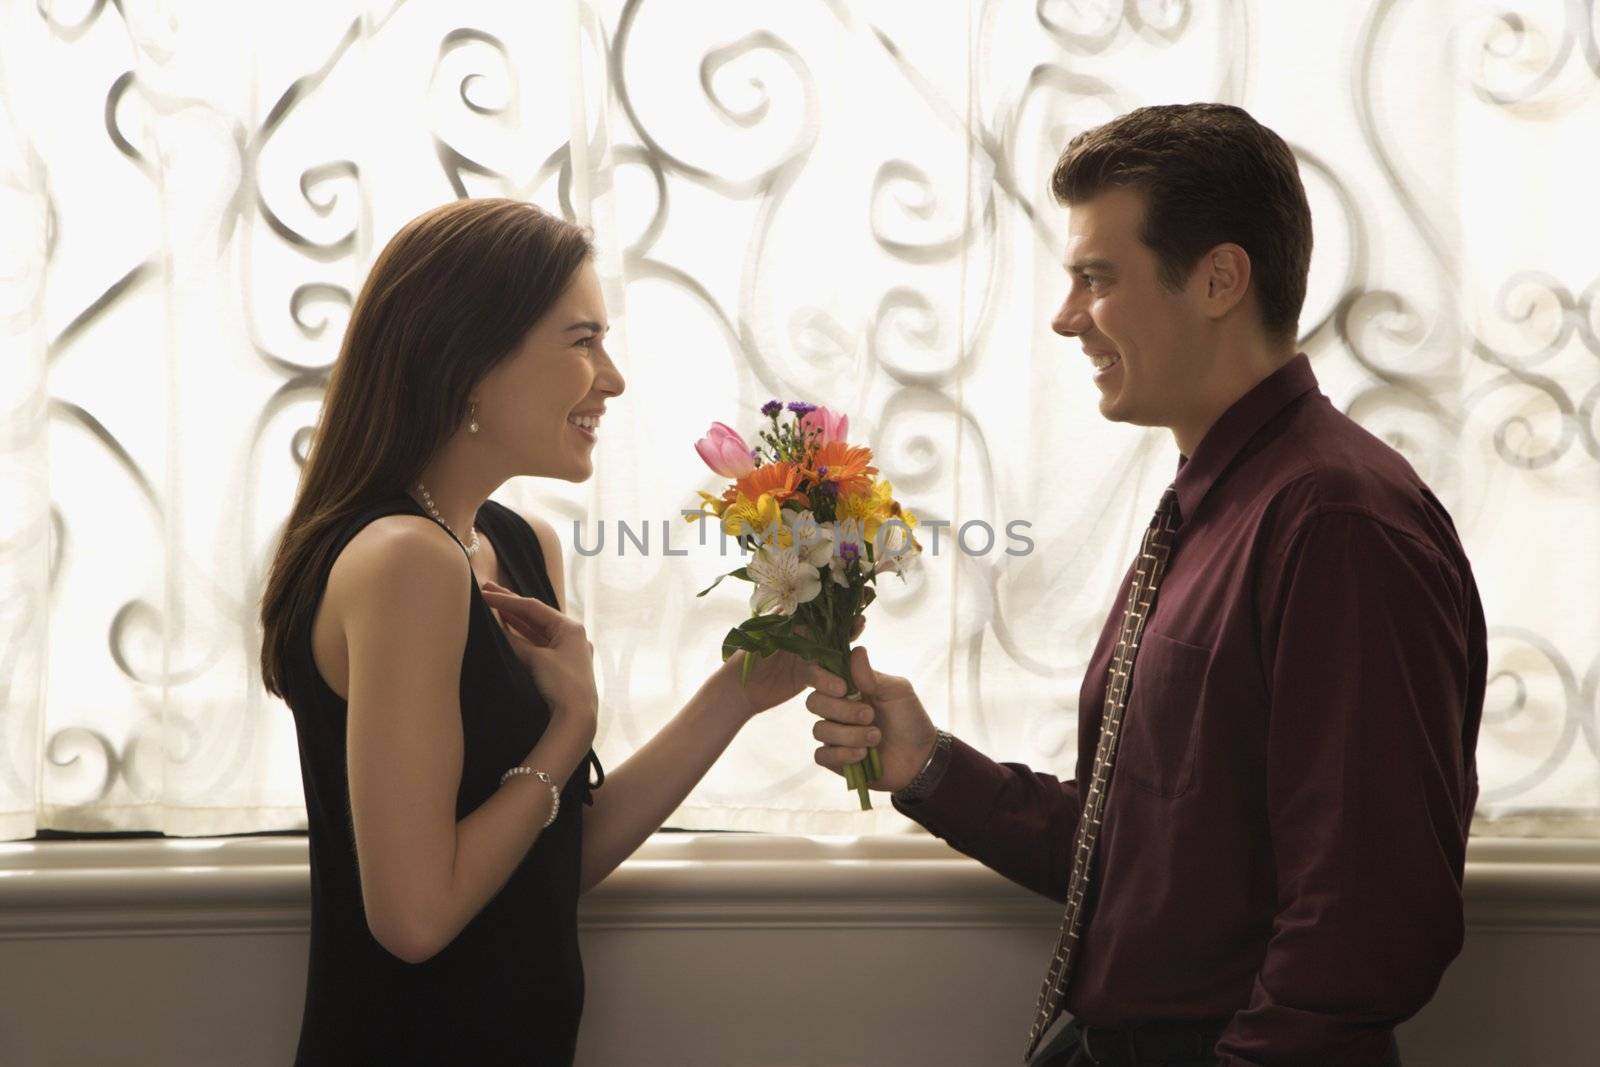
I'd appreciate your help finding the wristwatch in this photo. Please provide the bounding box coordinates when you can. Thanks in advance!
[891,729,953,803]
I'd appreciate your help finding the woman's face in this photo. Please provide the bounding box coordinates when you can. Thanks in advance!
[475,259,625,482]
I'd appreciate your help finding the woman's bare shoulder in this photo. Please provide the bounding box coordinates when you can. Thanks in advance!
[326,514,471,620]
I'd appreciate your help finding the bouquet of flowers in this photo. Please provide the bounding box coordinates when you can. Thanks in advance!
[689,400,922,810]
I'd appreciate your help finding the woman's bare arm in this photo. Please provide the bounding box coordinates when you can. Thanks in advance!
[339,517,592,963]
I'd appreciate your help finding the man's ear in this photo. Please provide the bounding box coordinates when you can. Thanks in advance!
[1199,244,1251,321]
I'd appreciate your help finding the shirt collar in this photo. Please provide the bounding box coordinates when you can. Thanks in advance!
[1172,353,1319,525]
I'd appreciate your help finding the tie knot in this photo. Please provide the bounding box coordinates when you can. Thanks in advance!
[1153,485,1180,531]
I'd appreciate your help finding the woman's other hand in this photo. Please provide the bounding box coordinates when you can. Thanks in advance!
[480,581,598,746]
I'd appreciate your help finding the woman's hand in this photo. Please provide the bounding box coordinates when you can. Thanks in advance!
[480,581,598,745]
[718,613,866,720]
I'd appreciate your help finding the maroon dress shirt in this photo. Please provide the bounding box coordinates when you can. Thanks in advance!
[893,354,1486,1066]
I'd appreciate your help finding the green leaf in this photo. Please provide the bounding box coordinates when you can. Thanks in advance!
[765,632,848,677]
[741,612,793,633]
[721,625,773,662]
[766,630,835,658]
[696,567,752,598]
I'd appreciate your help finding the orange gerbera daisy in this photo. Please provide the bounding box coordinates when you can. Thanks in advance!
[803,441,877,498]
[734,461,806,505]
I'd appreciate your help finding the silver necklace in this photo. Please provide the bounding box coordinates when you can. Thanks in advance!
[414,480,480,556]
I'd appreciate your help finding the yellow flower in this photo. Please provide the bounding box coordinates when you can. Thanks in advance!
[835,480,888,525]
[838,479,918,543]
[721,493,788,544]
[686,490,730,522]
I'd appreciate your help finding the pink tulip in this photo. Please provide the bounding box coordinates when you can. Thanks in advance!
[694,422,757,478]
[799,406,848,445]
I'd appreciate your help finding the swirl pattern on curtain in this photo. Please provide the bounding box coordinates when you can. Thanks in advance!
[0,0,1595,837]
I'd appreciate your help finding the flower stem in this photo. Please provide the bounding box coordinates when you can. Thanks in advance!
[828,606,874,810]
[838,684,876,809]
[843,689,873,810]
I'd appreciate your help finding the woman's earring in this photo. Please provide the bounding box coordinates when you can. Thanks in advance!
[468,402,480,435]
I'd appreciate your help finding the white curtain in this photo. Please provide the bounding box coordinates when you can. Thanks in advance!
[1,0,1596,839]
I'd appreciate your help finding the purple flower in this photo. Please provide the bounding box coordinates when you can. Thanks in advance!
[839,542,860,563]
[817,465,829,478]
[761,400,783,418]
[786,401,817,416]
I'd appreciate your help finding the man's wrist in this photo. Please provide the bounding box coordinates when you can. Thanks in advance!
[892,729,953,803]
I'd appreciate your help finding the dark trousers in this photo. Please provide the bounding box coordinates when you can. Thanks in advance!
[1029,1018,1404,1067]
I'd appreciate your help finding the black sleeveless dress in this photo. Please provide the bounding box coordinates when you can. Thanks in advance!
[281,492,604,1066]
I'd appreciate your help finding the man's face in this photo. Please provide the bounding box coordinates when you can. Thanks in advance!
[1053,187,1208,435]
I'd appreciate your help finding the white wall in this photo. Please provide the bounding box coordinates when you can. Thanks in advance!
[0,836,1593,1066]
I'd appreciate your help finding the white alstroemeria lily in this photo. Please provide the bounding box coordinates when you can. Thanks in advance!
[748,544,823,616]
[785,508,834,568]
[829,517,867,587]
[872,516,920,577]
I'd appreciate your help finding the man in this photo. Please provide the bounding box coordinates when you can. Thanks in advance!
[804,104,1485,1066]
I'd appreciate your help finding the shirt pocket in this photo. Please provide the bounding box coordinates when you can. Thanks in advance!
[1117,630,1212,798]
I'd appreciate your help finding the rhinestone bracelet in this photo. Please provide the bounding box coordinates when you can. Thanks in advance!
[499,766,560,829]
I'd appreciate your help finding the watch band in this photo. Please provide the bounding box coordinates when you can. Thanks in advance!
[892,729,953,803]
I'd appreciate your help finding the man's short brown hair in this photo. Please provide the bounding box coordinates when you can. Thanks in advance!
[1052,103,1312,343]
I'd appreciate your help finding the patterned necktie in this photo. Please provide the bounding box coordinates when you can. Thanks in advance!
[1023,486,1181,1063]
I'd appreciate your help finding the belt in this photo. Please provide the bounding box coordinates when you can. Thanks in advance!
[1073,1019,1227,1066]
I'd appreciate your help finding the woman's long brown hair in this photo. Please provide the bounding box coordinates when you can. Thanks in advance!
[259,198,593,698]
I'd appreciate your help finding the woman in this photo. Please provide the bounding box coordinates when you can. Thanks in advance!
[258,198,847,1065]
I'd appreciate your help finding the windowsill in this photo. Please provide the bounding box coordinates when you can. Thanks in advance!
[0,835,1596,939]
